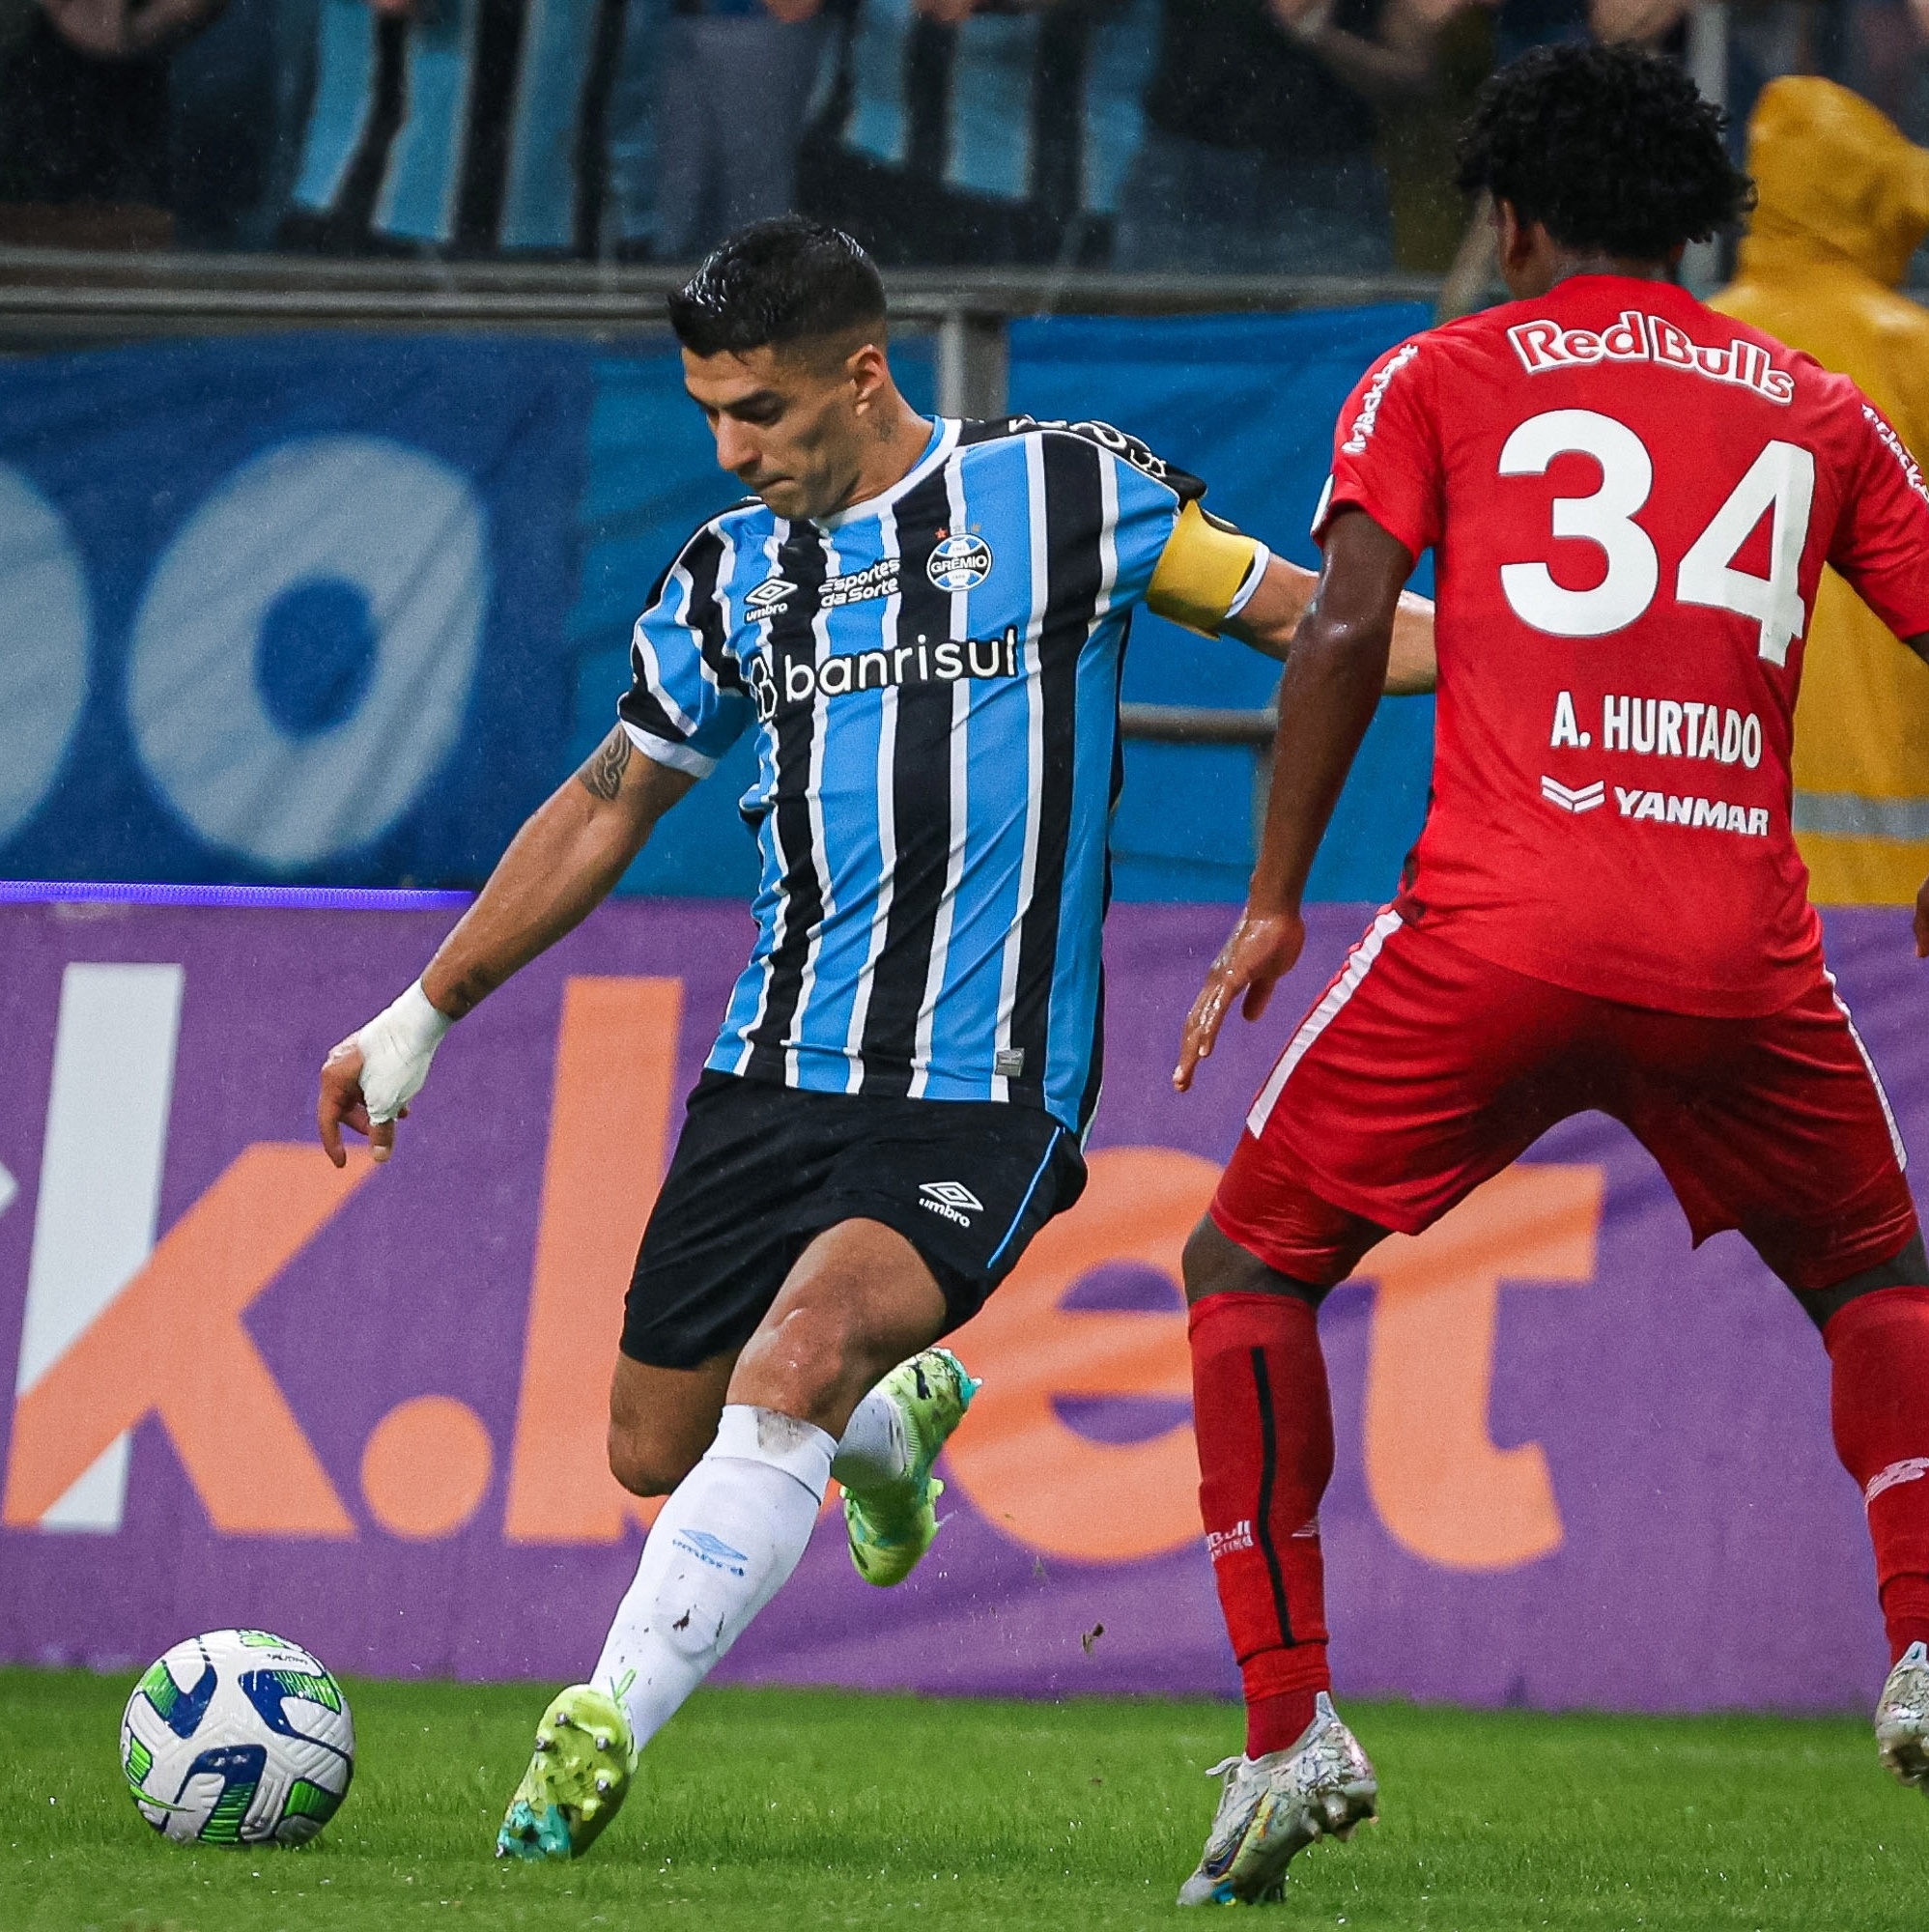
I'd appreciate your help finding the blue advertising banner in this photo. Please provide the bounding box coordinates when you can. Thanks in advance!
[0,334,594,890]
[0,313,1431,901]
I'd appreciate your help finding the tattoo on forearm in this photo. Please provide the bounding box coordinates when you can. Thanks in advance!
[578,726,632,803]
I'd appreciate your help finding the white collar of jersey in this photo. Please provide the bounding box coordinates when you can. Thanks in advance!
[812,417,956,532]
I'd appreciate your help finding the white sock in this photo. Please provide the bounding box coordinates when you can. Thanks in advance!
[831,1385,912,1494]
[593,1405,833,1751]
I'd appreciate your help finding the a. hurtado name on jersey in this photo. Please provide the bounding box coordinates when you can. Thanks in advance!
[1548,690,1764,768]
[1507,309,1795,405]
[751,629,1023,719]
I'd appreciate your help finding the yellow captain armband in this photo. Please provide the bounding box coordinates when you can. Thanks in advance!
[1147,499,1268,637]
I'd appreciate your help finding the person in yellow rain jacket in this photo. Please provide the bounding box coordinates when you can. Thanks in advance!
[1713,77,1929,904]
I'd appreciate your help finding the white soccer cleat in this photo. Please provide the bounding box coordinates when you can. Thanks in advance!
[1876,1640,1929,1792]
[1177,1692,1378,1906]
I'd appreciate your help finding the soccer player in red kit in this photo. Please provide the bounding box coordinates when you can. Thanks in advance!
[1167,44,1929,1907]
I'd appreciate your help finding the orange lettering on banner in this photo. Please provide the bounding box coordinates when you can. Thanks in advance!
[1,1145,370,1535]
[502,977,683,1543]
[1359,1164,1603,1572]
[943,1147,1218,1564]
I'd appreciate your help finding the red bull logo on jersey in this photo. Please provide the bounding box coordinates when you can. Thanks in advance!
[1507,310,1796,405]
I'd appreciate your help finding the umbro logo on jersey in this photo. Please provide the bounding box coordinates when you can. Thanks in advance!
[1540,776,1604,814]
[672,1528,750,1576]
[928,533,993,592]
[920,1180,983,1228]
[745,577,796,612]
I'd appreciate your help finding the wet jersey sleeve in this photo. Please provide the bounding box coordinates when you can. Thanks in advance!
[1312,335,1443,562]
[617,523,753,779]
[1830,399,1929,642]
[1048,421,1268,637]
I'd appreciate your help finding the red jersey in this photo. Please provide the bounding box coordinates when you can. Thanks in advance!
[1319,273,1929,1016]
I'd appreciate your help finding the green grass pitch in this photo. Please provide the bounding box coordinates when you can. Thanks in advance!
[2,1667,1924,1931]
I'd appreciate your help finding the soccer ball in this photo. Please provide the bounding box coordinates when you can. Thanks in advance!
[120,1630,355,1847]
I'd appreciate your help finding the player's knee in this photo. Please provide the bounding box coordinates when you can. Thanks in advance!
[1182,1213,1327,1308]
[734,1300,878,1431]
[1791,1230,1929,1331]
[606,1421,698,1498]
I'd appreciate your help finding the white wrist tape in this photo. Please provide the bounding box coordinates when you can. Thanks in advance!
[354,980,453,1123]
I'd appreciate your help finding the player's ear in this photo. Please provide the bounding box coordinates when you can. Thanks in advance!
[844,339,891,412]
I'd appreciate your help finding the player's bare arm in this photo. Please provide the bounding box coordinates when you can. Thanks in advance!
[1144,495,1437,689]
[1223,554,1437,692]
[1173,508,1412,1091]
[317,730,695,1166]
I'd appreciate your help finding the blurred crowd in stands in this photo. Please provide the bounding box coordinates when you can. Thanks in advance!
[0,0,1924,276]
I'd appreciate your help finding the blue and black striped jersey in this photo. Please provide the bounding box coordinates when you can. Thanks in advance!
[619,413,1244,1134]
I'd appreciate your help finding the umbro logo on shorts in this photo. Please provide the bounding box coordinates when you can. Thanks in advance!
[673,1528,750,1576]
[920,1180,983,1229]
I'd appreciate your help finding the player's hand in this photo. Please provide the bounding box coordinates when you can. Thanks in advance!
[316,981,451,1167]
[1174,908,1305,1094]
[1915,872,1929,959]
[317,1038,404,1168]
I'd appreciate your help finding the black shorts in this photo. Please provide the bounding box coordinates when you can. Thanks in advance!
[621,1071,1088,1370]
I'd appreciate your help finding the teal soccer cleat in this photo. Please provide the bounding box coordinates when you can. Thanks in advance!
[496,1684,637,1861]
[842,1347,980,1588]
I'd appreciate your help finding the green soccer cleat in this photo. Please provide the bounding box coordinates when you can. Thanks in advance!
[495,1684,637,1861]
[842,1346,980,1588]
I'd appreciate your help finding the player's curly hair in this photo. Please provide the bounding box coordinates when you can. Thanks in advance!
[1457,44,1754,259]
[668,216,888,358]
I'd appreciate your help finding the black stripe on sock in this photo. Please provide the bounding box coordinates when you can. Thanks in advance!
[1250,1346,1295,1648]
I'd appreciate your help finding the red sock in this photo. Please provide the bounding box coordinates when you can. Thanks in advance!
[1189,1292,1333,1757]
[1823,1285,1929,1663]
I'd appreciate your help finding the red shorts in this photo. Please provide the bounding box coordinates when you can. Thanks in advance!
[1212,910,1918,1293]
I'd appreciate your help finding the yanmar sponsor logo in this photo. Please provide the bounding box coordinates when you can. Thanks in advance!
[1614,787,1770,837]
[1541,776,1604,814]
[1507,308,1795,405]
[1341,342,1420,454]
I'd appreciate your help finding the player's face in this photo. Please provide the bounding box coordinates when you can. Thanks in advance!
[683,340,880,522]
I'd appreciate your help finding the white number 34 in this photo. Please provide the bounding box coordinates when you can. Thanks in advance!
[1497,407,1815,666]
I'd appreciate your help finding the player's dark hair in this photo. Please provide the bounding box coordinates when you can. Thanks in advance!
[1457,44,1754,259]
[667,217,888,359]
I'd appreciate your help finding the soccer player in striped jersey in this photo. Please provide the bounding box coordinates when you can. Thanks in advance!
[315,216,1436,1861]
